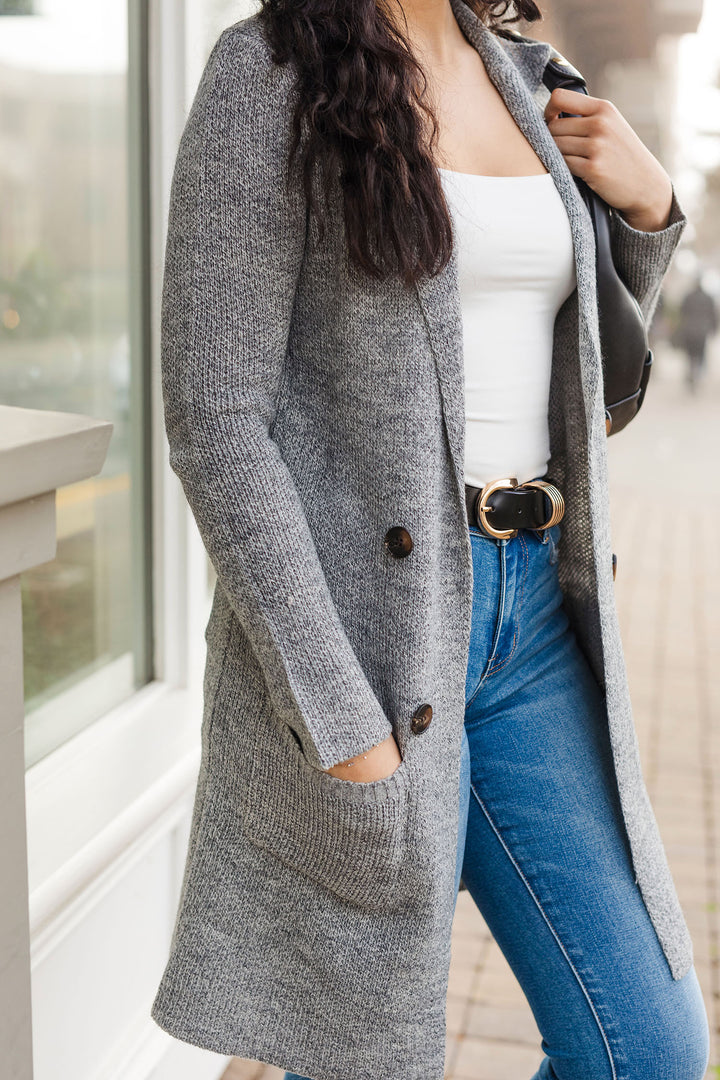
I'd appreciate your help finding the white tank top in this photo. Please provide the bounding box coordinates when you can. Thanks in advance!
[438,167,577,488]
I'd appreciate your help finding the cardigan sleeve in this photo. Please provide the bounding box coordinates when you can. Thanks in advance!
[608,186,688,326]
[160,24,393,771]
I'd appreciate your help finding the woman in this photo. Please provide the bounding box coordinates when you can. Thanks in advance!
[151,0,710,1077]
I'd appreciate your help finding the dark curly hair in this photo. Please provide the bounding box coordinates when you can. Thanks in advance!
[258,0,542,286]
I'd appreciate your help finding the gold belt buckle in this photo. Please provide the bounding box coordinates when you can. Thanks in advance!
[476,477,519,540]
[475,477,565,539]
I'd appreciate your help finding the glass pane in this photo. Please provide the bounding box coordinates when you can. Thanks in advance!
[0,0,152,766]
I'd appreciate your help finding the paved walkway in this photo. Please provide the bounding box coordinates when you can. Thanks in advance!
[222,339,720,1080]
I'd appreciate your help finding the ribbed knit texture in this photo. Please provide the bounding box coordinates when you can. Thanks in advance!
[151,2,693,1076]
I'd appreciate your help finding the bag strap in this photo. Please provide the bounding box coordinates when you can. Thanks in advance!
[541,52,653,436]
[541,55,634,315]
[542,51,588,93]
[541,55,598,216]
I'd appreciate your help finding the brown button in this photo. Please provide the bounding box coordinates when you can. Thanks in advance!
[410,703,433,735]
[384,526,413,558]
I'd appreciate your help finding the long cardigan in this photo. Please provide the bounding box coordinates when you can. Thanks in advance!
[150,1,692,1076]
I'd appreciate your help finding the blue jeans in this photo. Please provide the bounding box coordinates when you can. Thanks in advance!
[285,523,709,1080]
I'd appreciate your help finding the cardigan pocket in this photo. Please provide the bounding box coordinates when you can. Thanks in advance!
[238,715,415,912]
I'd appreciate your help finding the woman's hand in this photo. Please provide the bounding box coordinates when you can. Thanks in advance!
[324,733,402,783]
[545,87,674,233]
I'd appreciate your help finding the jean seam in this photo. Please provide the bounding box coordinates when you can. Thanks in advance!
[468,780,619,1080]
[465,540,507,711]
[486,530,530,677]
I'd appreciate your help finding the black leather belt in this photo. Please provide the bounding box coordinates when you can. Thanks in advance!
[465,477,565,540]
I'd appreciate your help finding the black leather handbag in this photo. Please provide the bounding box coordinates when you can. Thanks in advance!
[542,54,654,436]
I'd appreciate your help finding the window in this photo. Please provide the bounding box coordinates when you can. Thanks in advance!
[0,0,152,766]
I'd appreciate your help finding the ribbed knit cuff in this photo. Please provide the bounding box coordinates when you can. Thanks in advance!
[608,187,687,316]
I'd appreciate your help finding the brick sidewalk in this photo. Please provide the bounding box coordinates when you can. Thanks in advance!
[223,341,720,1080]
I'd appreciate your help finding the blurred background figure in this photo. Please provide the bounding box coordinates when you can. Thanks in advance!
[673,273,719,391]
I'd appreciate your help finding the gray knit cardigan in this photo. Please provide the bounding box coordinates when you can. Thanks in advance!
[150,1,693,1076]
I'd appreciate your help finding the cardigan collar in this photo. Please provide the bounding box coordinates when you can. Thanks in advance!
[413,0,601,508]
[473,23,555,101]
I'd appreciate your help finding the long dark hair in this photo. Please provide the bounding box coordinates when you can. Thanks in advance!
[258,0,542,286]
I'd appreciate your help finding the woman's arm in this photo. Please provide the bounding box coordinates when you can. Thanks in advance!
[545,87,688,324]
[162,25,394,772]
